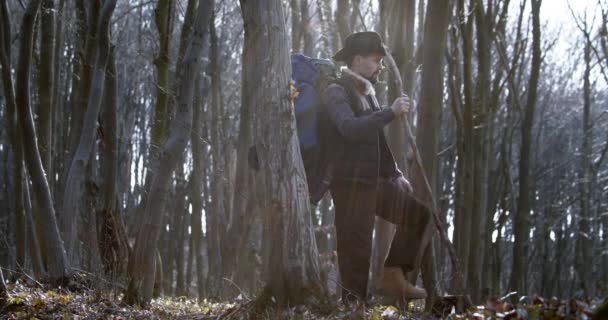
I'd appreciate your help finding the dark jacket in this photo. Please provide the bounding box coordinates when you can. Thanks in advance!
[320,69,400,186]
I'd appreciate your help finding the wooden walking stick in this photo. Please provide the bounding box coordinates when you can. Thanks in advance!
[383,46,466,294]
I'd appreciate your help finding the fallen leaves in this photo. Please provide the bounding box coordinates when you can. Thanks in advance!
[1,278,605,319]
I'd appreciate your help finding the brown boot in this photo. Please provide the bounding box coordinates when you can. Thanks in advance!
[379,267,427,301]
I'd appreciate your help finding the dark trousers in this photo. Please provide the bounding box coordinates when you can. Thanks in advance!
[330,175,433,303]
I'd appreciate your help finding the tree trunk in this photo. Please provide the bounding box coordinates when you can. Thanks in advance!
[290,0,301,52]
[14,0,69,283]
[66,0,100,170]
[0,0,28,275]
[509,0,542,294]
[206,14,228,298]
[56,0,86,208]
[409,0,450,304]
[99,48,128,276]
[453,0,474,289]
[336,0,350,44]
[36,0,55,175]
[223,37,256,293]
[130,0,175,241]
[125,0,214,305]
[300,0,314,56]
[467,0,491,303]
[190,75,207,301]
[386,0,416,173]
[24,180,45,278]
[61,0,117,263]
[575,35,592,295]
[0,266,6,299]
[240,0,324,306]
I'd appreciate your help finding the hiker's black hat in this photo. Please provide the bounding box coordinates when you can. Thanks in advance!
[332,31,387,62]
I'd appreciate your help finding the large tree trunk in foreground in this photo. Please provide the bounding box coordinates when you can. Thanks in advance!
[125,0,214,305]
[14,0,68,283]
[60,0,117,262]
[240,0,324,306]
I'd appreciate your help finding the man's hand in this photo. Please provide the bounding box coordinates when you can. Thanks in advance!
[390,95,411,117]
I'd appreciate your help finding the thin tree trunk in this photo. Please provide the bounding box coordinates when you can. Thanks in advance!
[510,0,542,294]
[291,0,301,52]
[49,0,65,199]
[61,0,117,262]
[206,14,227,298]
[56,0,86,208]
[223,43,256,292]
[66,0,100,167]
[576,35,592,295]
[386,0,415,173]
[36,0,55,175]
[410,0,450,304]
[24,179,45,278]
[467,0,491,303]
[0,0,28,275]
[173,171,188,296]
[301,0,314,56]
[130,0,174,240]
[0,267,6,299]
[336,0,350,44]
[453,0,474,288]
[190,75,206,301]
[99,48,129,276]
[14,0,69,283]
[125,0,214,305]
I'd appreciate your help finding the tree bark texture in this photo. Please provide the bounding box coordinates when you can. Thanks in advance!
[385,0,416,173]
[190,75,207,301]
[99,48,129,276]
[0,0,28,274]
[66,0,101,168]
[410,0,450,302]
[240,0,324,306]
[575,35,592,295]
[125,0,214,305]
[336,0,350,45]
[14,0,69,283]
[510,0,542,294]
[61,0,117,263]
[36,0,55,174]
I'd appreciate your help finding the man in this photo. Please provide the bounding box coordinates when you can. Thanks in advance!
[320,32,432,307]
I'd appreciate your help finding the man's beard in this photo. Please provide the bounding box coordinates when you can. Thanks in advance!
[365,72,379,85]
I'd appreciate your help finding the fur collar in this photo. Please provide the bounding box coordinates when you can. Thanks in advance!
[340,67,376,96]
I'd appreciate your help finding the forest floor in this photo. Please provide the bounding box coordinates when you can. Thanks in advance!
[0,275,605,319]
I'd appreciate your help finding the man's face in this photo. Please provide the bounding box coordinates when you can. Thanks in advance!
[352,53,384,83]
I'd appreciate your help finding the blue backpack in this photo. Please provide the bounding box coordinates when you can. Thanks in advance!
[248,54,338,205]
[291,53,337,204]
[291,53,337,150]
